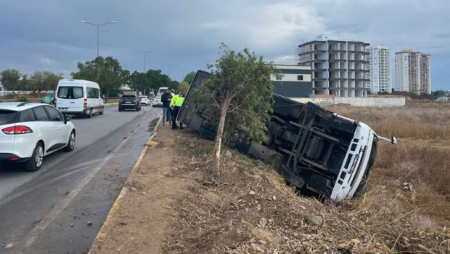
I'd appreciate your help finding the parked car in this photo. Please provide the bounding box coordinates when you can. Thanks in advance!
[139,96,150,106]
[152,94,163,107]
[55,79,104,118]
[41,93,55,105]
[118,94,141,111]
[0,102,76,171]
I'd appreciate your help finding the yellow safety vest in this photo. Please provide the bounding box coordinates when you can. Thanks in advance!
[170,95,179,107]
[175,96,184,107]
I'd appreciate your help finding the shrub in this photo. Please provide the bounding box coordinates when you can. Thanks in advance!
[17,95,28,102]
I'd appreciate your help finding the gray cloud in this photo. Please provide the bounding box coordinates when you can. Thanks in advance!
[0,0,448,90]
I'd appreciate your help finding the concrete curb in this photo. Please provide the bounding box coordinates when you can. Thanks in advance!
[89,116,162,248]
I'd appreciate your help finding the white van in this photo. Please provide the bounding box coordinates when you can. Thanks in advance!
[55,79,104,118]
[157,87,169,96]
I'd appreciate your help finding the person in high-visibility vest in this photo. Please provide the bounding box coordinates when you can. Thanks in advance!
[170,93,185,130]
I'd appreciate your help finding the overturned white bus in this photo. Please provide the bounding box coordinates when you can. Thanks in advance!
[178,70,396,201]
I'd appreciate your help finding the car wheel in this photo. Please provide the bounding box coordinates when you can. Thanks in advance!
[87,108,93,118]
[23,142,44,172]
[118,107,122,111]
[136,107,139,111]
[99,106,104,115]
[63,131,76,152]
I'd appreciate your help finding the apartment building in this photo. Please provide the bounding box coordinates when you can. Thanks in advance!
[395,50,431,95]
[271,64,311,98]
[366,46,391,93]
[297,35,370,98]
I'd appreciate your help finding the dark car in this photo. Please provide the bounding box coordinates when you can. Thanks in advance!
[118,94,141,111]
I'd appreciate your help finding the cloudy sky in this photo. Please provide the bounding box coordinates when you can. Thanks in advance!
[0,0,448,90]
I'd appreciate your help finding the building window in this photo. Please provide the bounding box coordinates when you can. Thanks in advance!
[276,74,283,80]
[297,75,304,81]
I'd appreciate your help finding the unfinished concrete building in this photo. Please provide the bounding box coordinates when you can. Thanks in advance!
[297,35,370,98]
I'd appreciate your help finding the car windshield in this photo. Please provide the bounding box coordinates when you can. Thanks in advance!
[0,110,18,125]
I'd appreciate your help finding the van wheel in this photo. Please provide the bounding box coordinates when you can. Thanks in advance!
[87,108,93,118]
[23,142,44,172]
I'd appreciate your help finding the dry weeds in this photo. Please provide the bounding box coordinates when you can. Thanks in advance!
[326,101,450,140]
[162,103,450,254]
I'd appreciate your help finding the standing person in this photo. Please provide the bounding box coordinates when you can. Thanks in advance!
[169,93,179,127]
[170,93,185,130]
[161,88,173,126]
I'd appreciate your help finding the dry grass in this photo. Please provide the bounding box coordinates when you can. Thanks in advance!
[326,102,450,140]
[162,101,450,253]
[376,143,450,196]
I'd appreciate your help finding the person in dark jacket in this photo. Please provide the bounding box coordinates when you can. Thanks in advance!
[161,88,173,126]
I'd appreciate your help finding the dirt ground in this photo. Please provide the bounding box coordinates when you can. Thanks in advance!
[89,120,450,254]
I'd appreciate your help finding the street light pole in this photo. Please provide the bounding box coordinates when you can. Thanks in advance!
[164,63,177,77]
[135,49,156,73]
[81,20,115,57]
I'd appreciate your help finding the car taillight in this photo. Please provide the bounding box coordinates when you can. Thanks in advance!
[84,98,87,108]
[2,126,33,135]
[133,99,137,103]
[119,99,124,103]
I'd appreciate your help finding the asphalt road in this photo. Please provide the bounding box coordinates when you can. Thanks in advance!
[0,104,162,254]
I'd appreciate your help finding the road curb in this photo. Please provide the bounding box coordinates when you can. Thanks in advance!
[89,116,162,250]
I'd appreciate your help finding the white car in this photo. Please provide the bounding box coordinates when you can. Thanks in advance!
[0,102,76,171]
[152,95,163,107]
[139,96,150,106]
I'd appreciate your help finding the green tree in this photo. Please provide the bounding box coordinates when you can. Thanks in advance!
[192,43,274,173]
[146,69,172,93]
[29,71,45,94]
[71,56,125,101]
[43,71,63,91]
[169,80,179,92]
[28,71,62,93]
[17,74,30,91]
[0,69,21,91]
[183,71,196,84]
[177,81,189,95]
[129,71,148,95]
[432,89,446,97]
